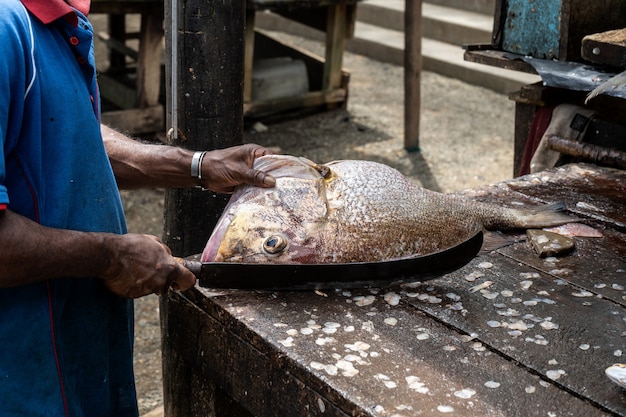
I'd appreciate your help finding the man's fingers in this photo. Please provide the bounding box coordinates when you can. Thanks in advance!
[172,265,196,291]
[252,169,276,187]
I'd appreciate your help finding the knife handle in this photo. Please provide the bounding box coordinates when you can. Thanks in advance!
[173,257,202,277]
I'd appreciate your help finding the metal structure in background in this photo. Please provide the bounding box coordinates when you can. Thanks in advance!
[168,0,178,142]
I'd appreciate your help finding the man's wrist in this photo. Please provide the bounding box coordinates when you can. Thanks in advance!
[190,151,207,180]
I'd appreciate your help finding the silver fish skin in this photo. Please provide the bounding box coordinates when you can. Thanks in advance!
[201,155,574,264]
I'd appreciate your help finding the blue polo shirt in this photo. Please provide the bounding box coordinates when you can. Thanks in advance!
[0,1,137,416]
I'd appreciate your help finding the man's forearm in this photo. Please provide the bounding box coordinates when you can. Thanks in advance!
[0,209,196,297]
[0,210,112,287]
[101,125,198,190]
[102,124,275,193]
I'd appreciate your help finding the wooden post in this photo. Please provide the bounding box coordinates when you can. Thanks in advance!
[323,5,348,93]
[404,0,422,151]
[244,9,255,104]
[161,1,246,416]
[107,14,126,73]
[136,8,164,109]
[162,0,245,257]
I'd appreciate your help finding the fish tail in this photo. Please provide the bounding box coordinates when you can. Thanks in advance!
[482,202,578,230]
[520,202,575,227]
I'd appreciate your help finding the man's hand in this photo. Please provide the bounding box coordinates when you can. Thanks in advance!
[199,144,276,193]
[100,233,196,298]
[0,210,196,298]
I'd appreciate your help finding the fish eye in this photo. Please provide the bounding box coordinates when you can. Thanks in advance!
[262,235,288,255]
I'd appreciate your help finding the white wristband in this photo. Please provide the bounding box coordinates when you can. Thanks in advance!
[190,151,207,180]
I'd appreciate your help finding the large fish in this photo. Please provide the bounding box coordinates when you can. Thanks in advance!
[201,155,574,264]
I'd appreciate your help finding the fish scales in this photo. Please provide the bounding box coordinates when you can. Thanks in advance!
[323,160,482,261]
[201,155,575,264]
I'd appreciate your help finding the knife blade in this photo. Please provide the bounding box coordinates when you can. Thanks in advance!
[177,231,483,290]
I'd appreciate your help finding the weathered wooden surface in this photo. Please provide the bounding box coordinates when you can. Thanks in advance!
[162,0,245,256]
[161,1,246,415]
[546,136,626,170]
[162,164,626,416]
[463,48,538,75]
[582,28,626,68]
[100,105,163,135]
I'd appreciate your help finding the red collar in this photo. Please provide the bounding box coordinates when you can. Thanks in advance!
[20,0,91,26]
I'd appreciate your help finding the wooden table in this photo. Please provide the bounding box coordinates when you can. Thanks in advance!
[92,0,361,131]
[161,163,626,417]
[244,0,360,119]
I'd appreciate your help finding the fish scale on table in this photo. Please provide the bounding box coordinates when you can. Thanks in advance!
[200,155,576,264]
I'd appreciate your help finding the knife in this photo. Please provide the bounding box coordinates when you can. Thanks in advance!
[177,231,483,290]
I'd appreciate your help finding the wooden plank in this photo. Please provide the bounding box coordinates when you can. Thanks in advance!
[322,4,348,92]
[582,28,626,68]
[463,48,537,74]
[404,252,626,416]
[96,31,139,61]
[175,283,609,417]
[244,89,347,118]
[243,11,256,103]
[504,164,626,228]
[98,73,136,109]
[251,0,360,11]
[404,0,422,151]
[136,9,164,108]
[266,7,329,32]
[459,164,626,229]
[497,227,626,305]
[162,291,353,417]
[254,29,328,91]
[101,105,164,135]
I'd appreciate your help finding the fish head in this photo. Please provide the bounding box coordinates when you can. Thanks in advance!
[201,155,331,264]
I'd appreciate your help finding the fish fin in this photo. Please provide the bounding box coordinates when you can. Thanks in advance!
[514,202,579,229]
[253,155,323,179]
[480,231,521,253]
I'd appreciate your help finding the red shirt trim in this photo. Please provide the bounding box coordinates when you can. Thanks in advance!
[0,204,7,211]
[20,0,91,26]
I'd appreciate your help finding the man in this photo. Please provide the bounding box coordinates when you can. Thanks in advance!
[0,0,275,415]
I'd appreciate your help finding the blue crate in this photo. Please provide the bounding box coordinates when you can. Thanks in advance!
[501,0,561,59]
[496,0,626,61]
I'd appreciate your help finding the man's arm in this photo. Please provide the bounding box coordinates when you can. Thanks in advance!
[0,126,275,297]
[102,125,275,192]
[0,209,195,298]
